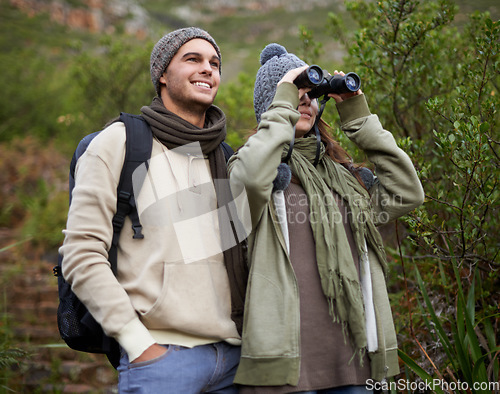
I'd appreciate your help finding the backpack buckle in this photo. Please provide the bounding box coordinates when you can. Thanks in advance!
[132,224,145,239]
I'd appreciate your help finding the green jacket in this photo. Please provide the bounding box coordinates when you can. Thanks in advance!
[228,82,425,386]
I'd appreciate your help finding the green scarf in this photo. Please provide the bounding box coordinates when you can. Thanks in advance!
[287,136,387,355]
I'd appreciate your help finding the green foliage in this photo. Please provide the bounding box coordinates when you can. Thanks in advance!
[0,291,30,392]
[0,347,29,392]
[328,0,460,138]
[400,255,499,392]
[0,46,73,143]
[20,181,68,250]
[69,36,155,135]
[298,25,324,65]
[321,0,499,385]
[0,135,69,275]
[216,72,256,149]
[0,137,68,236]
[0,1,97,144]
[408,14,499,273]
[0,3,155,148]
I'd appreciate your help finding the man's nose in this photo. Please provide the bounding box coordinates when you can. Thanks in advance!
[200,59,213,74]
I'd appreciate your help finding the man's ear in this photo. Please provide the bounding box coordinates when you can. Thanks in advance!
[159,75,167,85]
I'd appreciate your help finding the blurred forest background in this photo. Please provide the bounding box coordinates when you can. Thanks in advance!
[0,0,499,392]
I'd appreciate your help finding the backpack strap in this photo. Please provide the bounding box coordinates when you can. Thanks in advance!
[69,131,100,204]
[221,141,234,163]
[108,113,153,275]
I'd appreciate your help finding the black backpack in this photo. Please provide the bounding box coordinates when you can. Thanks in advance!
[53,113,235,369]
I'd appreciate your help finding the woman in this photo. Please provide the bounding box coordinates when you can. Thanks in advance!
[228,44,424,393]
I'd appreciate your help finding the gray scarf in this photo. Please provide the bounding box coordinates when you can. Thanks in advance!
[140,97,248,334]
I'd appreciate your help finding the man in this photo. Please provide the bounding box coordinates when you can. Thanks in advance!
[60,27,247,393]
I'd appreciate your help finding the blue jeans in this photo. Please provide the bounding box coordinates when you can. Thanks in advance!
[298,386,372,394]
[117,342,240,393]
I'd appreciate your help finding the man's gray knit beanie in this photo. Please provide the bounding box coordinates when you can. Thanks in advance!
[150,27,221,96]
[253,43,306,123]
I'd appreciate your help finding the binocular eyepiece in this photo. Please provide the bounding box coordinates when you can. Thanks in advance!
[293,65,361,99]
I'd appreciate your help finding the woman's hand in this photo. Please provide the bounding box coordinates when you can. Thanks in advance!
[278,65,309,85]
[328,70,363,103]
[278,66,311,99]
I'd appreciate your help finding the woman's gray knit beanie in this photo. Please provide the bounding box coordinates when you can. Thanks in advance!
[253,43,306,123]
[150,27,221,96]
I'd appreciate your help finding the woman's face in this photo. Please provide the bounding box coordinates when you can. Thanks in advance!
[295,90,319,138]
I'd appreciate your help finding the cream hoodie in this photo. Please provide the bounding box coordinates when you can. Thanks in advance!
[60,121,241,362]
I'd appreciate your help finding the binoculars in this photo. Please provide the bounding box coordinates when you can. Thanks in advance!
[293,65,361,99]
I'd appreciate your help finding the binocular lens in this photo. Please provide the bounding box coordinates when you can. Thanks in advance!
[307,68,323,85]
[345,75,358,91]
[294,65,324,89]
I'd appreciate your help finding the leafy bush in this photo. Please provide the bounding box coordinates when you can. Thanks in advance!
[398,256,499,393]
[324,0,499,387]
[69,36,155,137]
[216,72,256,149]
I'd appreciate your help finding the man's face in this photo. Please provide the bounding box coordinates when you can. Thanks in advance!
[159,38,221,116]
